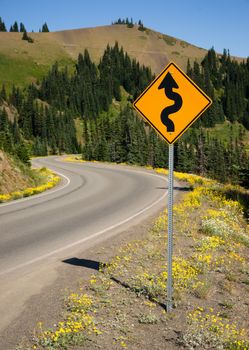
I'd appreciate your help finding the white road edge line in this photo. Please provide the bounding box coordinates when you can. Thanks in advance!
[0,171,71,208]
[0,170,168,277]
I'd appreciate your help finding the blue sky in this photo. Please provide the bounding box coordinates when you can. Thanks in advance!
[1,0,249,57]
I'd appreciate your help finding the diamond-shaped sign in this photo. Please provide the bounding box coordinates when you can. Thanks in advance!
[133,62,212,144]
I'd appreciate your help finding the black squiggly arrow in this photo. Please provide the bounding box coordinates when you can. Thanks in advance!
[158,72,182,132]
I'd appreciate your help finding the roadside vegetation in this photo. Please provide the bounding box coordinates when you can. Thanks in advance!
[0,167,60,203]
[0,151,60,203]
[17,167,249,350]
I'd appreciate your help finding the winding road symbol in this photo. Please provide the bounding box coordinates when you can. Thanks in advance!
[158,72,182,132]
[133,61,212,144]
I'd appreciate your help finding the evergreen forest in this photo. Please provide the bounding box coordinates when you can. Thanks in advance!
[0,42,249,187]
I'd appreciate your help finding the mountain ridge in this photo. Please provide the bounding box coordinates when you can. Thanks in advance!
[1,23,242,90]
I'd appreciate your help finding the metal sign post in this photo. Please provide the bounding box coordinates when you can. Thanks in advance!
[167,144,174,312]
[133,61,212,313]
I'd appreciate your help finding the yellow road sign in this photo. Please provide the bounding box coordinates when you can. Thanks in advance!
[133,62,212,144]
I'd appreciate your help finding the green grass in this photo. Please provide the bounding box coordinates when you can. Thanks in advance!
[0,53,75,92]
[0,54,47,91]
[206,121,249,149]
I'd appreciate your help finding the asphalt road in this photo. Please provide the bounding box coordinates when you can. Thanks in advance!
[0,156,168,334]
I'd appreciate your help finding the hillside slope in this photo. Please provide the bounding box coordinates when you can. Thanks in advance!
[0,151,32,194]
[49,25,208,72]
[0,24,211,89]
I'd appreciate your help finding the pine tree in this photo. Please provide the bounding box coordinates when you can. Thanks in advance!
[0,108,14,153]
[22,30,34,43]
[16,143,30,164]
[127,18,134,28]
[9,85,23,111]
[0,85,7,101]
[138,20,145,31]
[41,22,49,32]
[20,22,26,32]
[12,21,19,32]
[22,30,29,41]
[0,108,8,132]
[0,17,7,31]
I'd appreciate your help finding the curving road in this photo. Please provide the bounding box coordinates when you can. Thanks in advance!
[0,156,169,333]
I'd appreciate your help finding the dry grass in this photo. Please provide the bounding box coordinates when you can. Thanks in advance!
[0,151,32,194]
[0,24,211,90]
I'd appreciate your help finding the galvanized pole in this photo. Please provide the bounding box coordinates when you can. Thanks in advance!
[167,143,174,312]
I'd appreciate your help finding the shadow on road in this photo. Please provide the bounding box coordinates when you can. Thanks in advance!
[156,186,191,192]
[62,257,105,271]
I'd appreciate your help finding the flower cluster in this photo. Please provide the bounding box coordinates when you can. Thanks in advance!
[63,156,85,163]
[202,206,249,248]
[183,308,248,349]
[34,293,101,349]
[0,168,60,203]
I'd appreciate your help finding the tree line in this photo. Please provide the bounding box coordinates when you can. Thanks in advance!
[0,17,49,32]
[186,48,249,130]
[112,18,146,31]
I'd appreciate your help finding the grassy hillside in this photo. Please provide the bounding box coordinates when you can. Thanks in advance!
[0,24,216,90]
[0,32,73,90]
[206,121,249,150]
[0,53,48,89]
[0,31,75,91]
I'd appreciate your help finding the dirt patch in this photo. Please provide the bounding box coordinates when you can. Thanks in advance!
[0,151,31,194]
